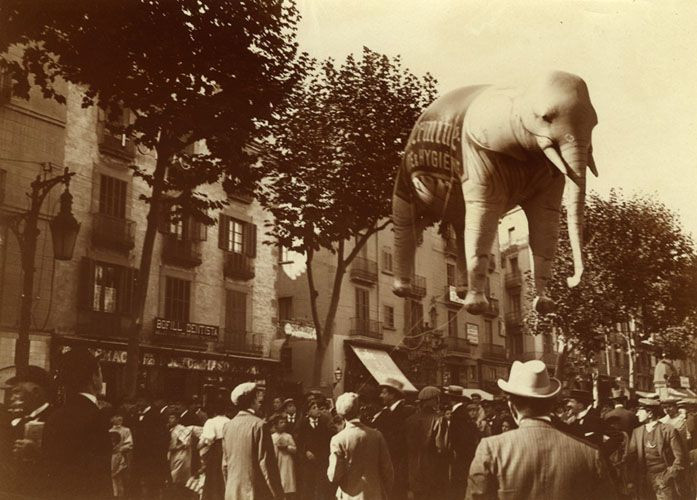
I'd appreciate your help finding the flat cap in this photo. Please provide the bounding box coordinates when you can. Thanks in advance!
[335,392,360,418]
[418,385,441,401]
[230,382,258,406]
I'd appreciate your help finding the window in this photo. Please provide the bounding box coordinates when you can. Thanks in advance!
[279,246,292,264]
[278,297,293,321]
[484,320,493,344]
[99,175,127,219]
[225,290,247,333]
[447,311,458,338]
[165,277,190,323]
[405,299,423,333]
[446,263,456,287]
[509,256,519,273]
[93,263,118,313]
[382,247,393,273]
[384,305,395,329]
[355,288,370,320]
[510,292,521,313]
[218,215,256,256]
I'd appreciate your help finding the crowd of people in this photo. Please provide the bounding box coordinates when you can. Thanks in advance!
[1,348,696,499]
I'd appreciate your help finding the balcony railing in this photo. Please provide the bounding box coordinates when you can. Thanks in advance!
[224,252,255,281]
[444,336,470,354]
[350,257,378,284]
[483,297,500,317]
[91,213,135,253]
[161,235,202,268]
[410,275,427,298]
[480,342,507,361]
[349,317,382,340]
[505,310,523,327]
[505,272,522,288]
[99,132,135,159]
[224,331,263,356]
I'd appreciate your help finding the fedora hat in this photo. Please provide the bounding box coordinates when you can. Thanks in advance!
[497,360,561,399]
[378,377,405,395]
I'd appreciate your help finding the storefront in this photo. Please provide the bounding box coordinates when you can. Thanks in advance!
[52,335,283,404]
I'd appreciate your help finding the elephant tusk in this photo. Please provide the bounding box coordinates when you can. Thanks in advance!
[587,149,599,177]
[537,137,567,175]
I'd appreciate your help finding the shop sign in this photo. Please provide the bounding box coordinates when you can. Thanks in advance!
[154,318,219,339]
[466,323,479,345]
[282,320,317,340]
[680,376,691,389]
[448,285,466,305]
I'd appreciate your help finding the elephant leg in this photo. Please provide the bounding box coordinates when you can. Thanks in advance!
[452,221,468,298]
[392,195,419,296]
[463,199,502,315]
[522,178,565,314]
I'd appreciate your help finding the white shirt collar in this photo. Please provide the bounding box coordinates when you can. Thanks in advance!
[79,392,98,406]
[390,399,404,412]
[576,404,592,420]
[452,402,464,412]
[29,402,50,419]
[645,420,659,432]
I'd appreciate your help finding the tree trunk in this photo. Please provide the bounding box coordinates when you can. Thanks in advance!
[123,150,170,398]
[555,342,569,382]
[627,333,636,389]
[312,339,328,388]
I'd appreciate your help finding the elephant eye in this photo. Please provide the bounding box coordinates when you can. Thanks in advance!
[541,113,554,123]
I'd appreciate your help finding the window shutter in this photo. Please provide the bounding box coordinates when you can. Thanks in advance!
[197,219,208,241]
[78,257,95,310]
[218,214,229,250]
[244,222,257,258]
[225,290,247,334]
[119,266,137,315]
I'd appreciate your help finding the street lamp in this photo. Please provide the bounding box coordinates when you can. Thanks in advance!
[1,166,79,372]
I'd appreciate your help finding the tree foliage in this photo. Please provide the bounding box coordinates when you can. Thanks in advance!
[525,190,697,369]
[1,0,302,394]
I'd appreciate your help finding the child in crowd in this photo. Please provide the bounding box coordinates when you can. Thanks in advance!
[271,414,297,499]
[110,430,128,497]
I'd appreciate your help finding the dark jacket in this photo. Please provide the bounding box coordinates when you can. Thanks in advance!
[296,415,332,466]
[132,406,171,485]
[42,394,111,499]
[568,406,606,445]
[373,400,415,500]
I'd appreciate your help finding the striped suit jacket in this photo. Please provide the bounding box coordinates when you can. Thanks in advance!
[466,418,617,500]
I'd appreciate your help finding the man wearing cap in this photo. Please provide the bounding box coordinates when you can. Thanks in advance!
[223,382,283,499]
[327,392,394,499]
[626,398,687,500]
[405,386,448,500]
[660,398,690,446]
[373,377,413,500]
[466,360,616,500]
[446,385,479,500]
[0,365,54,498]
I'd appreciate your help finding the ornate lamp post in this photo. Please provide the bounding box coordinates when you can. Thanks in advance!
[2,166,80,372]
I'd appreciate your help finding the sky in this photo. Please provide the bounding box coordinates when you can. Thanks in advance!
[295,0,697,239]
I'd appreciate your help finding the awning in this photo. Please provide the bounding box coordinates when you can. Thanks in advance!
[350,345,417,393]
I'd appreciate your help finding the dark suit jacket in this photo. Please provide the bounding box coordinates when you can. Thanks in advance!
[373,400,414,500]
[568,406,606,445]
[132,406,170,483]
[603,406,639,434]
[296,416,332,467]
[450,403,480,465]
[42,394,111,499]
[467,418,617,500]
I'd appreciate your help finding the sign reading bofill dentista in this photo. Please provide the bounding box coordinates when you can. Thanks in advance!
[154,318,219,339]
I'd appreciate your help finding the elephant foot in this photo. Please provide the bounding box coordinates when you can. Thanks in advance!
[392,279,412,298]
[533,296,556,315]
[455,284,468,300]
[464,291,489,316]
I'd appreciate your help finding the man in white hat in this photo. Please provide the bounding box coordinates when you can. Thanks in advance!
[327,392,394,499]
[466,360,616,500]
[222,382,283,499]
[373,378,414,500]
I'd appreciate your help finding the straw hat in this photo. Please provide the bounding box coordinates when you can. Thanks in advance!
[497,360,561,399]
[378,377,405,395]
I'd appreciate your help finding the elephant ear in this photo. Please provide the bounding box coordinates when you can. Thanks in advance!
[464,87,527,162]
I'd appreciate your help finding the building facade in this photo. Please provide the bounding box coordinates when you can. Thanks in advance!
[0,77,283,403]
[277,221,506,396]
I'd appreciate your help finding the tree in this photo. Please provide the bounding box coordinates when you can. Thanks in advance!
[256,47,438,385]
[525,190,697,386]
[1,0,302,395]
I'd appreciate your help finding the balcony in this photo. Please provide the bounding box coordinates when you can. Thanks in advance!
[224,252,255,281]
[505,272,522,289]
[483,297,500,318]
[91,213,135,253]
[161,235,202,268]
[480,342,507,361]
[443,285,466,307]
[224,331,263,356]
[444,336,470,354]
[349,317,382,340]
[99,132,135,160]
[350,257,378,284]
[396,274,427,299]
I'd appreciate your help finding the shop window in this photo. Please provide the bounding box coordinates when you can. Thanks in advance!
[165,277,190,323]
[218,215,256,256]
[384,305,395,329]
[99,175,127,219]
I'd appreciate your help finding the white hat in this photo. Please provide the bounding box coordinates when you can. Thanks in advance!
[378,377,405,395]
[230,382,258,406]
[497,360,561,399]
[335,392,360,418]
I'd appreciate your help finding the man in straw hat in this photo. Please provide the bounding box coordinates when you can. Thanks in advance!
[327,392,394,499]
[222,382,283,499]
[466,360,616,500]
[372,377,414,500]
[626,397,688,500]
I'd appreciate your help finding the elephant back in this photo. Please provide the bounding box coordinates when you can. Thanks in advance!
[398,85,488,218]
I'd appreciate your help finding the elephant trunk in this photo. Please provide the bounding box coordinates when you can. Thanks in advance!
[560,143,588,288]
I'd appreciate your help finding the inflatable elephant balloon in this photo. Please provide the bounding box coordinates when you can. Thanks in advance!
[391,70,598,315]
